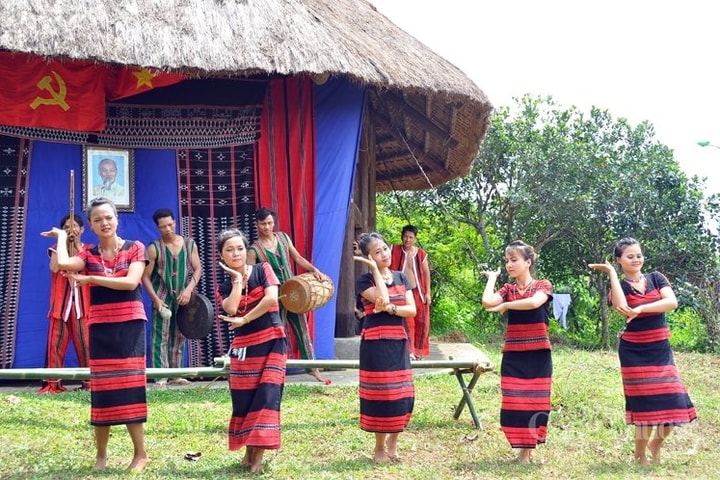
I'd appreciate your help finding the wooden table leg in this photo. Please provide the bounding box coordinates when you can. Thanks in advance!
[452,368,482,429]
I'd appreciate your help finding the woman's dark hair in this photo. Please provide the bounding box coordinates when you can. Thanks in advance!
[505,240,538,271]
[216,228,248,253]
[613,237,640,258]
[357,232,387,256]
[86,197,117,218]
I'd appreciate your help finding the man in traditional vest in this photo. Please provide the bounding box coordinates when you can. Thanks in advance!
[142,208,202,387]
[40,213,93,393]
[390,225,432,360]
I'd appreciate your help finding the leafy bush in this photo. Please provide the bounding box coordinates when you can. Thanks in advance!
[667,307,712,352]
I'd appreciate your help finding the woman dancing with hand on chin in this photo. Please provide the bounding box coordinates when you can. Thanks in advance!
[481,240,553,464]
[216,228,286,474]
[589,237,696,466]
[41,197,149,473]
[354,232,416,464]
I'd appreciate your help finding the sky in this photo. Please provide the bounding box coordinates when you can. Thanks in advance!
[369,0,720,194]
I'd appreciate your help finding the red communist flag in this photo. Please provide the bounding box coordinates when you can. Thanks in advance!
[0,51,106,131]
[107,66,185,101]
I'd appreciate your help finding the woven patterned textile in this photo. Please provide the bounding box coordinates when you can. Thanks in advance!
[0,104,262,150]
[178,144,257,368]
[0,135,31,368]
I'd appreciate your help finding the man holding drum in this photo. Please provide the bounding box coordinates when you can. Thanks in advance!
[142,208,203,387]
[247,208,330,384]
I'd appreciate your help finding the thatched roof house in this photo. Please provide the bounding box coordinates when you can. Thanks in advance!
[0,0,492,191]
[0,0,492,369]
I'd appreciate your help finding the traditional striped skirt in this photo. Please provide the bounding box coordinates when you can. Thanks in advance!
[619,337,696,425]
[359,338,414,433]
[229,337,287,451]
[500,349,552,448]
[88,320,147,426]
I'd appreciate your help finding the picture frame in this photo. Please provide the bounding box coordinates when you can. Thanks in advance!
[82,146,135,212]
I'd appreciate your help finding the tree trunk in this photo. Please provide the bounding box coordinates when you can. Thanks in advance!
[699,279,720,350]
[591,276,611,349]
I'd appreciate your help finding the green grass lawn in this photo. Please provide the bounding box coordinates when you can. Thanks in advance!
[1,346,717,479]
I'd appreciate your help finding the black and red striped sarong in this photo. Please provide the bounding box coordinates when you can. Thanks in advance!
[500,349,552,448]
[615,272,696,426]
[229,337,287,450]
[359,338,415,433]
[88,320,147,426]
[619,333,696,426]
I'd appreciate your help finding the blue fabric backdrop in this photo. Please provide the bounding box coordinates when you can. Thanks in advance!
[311,79,366,359]
[15,143,177,368]
[12,77,365,367]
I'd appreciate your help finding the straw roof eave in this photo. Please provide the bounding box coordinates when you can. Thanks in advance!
[0,0,493,191]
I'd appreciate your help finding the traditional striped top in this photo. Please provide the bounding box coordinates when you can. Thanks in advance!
[612,271,672,343]
[217,262,285,348]
[47,243,93,320]
[497,279,553,352]
[78,240,147,325]
[356,271,412,341]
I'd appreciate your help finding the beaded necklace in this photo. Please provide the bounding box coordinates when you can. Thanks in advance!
[99,239,122,277]
[516,278,534,294]
[625,275,644,284]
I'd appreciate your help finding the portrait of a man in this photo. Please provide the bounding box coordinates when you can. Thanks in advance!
[83,146,134,211]
[92,158,126,198]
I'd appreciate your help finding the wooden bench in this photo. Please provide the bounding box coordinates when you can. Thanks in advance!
[0,356,494,429]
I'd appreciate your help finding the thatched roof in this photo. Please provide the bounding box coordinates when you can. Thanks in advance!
[0,0,492,191]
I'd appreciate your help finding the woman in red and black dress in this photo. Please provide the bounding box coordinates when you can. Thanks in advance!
[216,228,286,474]
[42,197,148,473]
[590,237,696,466]
[354,232,416,464]
[481,240,553,464]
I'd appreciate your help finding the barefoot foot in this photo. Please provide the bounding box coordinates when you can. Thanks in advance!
[241,447,253,468]
[516,449,533,464]
[648,439,662,464]
[93,456,108,472]
[310,369,331,385]
[373,450,392,464]
[250,448,265,473]
[634,454,651,467]
[128,454,149,473]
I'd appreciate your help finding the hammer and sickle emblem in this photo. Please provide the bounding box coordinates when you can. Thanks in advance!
[30,71,70,111]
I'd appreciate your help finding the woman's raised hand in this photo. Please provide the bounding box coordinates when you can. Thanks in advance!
[218,261,243,283]
[40,227,65,238]
[374,296,388,314]
[486,302,507,314]
[614,304,640,323]
[353,255,378,270]
[588,261,616,275]
[480,267,501,278]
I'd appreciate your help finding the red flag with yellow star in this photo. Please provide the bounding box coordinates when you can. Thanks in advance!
[107,66,186,101]
[0,51,106,131]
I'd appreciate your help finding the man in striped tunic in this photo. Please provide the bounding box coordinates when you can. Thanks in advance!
[142,208,202,386]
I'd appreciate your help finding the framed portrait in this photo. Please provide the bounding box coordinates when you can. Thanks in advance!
[82,146,135,212]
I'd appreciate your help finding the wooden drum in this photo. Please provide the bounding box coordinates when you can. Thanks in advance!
[280,273,335,314]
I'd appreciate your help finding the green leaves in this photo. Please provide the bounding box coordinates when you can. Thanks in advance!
[378,94,719,350]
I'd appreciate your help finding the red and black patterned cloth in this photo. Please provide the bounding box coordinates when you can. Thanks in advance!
[0,135,30,369]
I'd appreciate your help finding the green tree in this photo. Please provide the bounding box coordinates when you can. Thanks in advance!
[379,95,720,350]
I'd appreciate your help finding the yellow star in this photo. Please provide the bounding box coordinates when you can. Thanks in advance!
[132,68,155,88]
